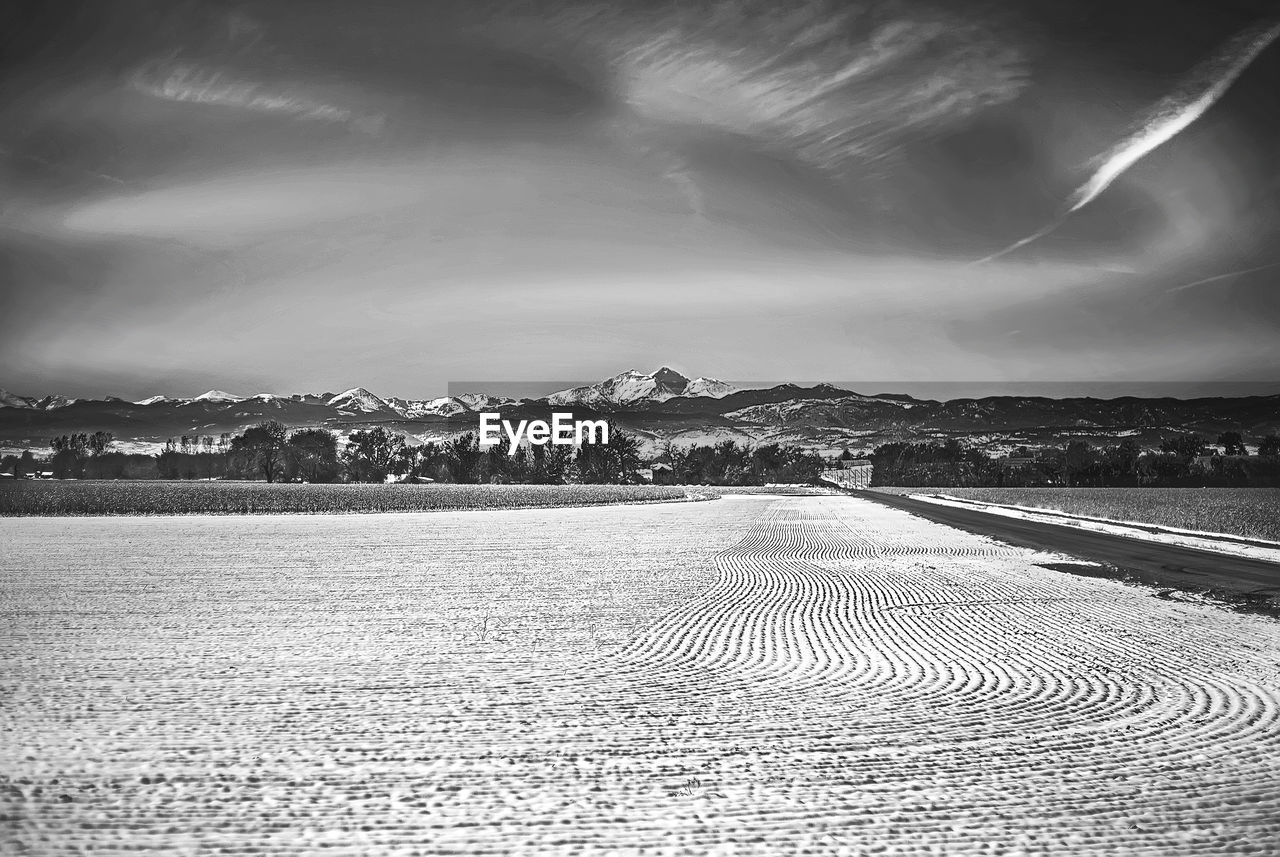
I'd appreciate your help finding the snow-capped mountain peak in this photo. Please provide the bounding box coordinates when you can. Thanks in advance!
[685,377,737,399]
[648,366,689,388]
[0,390,80,409]
[0,389,36,409]
[385,395,464,418]
[327,387,389,412]
[545,367,732,408]
[35,394,78,410]
[193,390,245,403]
[384,393,518,417]
[455,393,515,411]
[414,396,469,417]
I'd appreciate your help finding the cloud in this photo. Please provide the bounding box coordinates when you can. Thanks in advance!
[489,0,1028,172]
[5,0,1278,396]
[975,16,1280,264]
[128,56,386,134]
[1069,19,1280,214]
[59,164,430,241]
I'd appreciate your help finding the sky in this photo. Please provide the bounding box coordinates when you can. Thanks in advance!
[2,0,1279,400]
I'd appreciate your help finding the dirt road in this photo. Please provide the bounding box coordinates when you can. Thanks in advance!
[860,490,1280,602]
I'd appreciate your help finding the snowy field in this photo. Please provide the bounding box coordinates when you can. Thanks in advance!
[3,496,1280,854]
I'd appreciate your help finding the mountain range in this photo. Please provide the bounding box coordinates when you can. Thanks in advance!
[2,368,1278,456]
[0,368,732,419]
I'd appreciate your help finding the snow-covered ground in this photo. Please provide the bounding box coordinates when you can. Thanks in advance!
[3,496,1278,853]
[909,492,1280,564]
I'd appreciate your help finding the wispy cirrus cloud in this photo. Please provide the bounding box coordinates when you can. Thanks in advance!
[127,56,386,134]
[490,0,1028,173]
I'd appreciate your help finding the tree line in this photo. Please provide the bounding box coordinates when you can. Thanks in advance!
[5,424,1276,487]
[206,422,827,485]
[662,440,827,485]
[2,421,821,485]
[869,432,1280,488]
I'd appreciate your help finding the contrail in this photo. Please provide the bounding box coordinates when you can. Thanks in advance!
[1169,259,1280,292]
[971,216,1068,265]
[975,18,1280,265]
[1069,19,1280,213]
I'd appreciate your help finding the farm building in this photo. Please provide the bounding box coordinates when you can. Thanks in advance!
[820,459,873,489]
[649,463,675,485]
[638,464,676,484]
